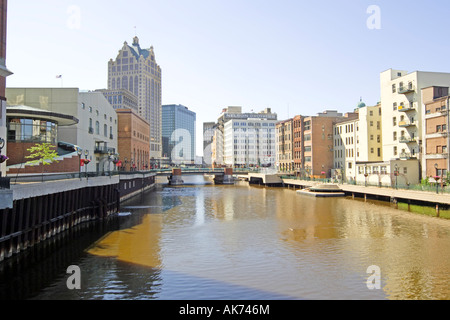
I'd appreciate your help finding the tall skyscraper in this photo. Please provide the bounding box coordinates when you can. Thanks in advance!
[108,36,162,160]
[162,104,196,165]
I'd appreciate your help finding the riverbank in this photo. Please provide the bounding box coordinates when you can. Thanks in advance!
[280,178,450,219]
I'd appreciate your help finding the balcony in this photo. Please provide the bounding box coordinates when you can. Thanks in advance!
[399,136,417,144]
[398,105,415,112]
[94,146,116,155]
[398,84,415,94]
[398,121,417,128]
[399,152,417,160]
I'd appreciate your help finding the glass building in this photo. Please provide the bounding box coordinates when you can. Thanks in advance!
[162,104,196,165]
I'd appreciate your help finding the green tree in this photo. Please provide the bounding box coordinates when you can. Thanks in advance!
[26,143,59,179]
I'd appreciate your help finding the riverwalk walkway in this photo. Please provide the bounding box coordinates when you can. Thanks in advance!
[282,178,450,206]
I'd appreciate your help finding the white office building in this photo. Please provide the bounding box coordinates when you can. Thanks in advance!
[222,108,277,167]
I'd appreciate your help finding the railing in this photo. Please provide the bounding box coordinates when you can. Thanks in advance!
[399,137,417,144]
[398,105,415,112]
[398,85,415,94]
[280,174,450,194]
[8,171,122,184]
[398,121,416,128]
[94,147,116,154]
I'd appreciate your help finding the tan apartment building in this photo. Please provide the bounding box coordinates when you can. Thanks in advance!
[422,86,449,179]
[116,108,150,171]
[334,101,382,183]
[276,118,293,172]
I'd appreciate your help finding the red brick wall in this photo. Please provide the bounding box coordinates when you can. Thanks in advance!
[6,142,59,166]
[7,154,80,174]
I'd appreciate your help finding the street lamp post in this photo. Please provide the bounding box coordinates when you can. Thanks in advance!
[394,164,399,190]
[364,164,368,187]
[108,151,113,179]
[84,150,90,181]
[435,163,439,194]
[0,138,6,178]
[77,148,82,180]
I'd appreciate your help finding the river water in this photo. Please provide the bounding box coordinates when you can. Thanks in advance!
[1,175,450,300]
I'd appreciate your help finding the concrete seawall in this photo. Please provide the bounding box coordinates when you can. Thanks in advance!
[0,173,156,262]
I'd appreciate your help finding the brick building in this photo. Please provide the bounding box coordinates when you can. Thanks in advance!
[116,108,150,171]
[422,86,450,179]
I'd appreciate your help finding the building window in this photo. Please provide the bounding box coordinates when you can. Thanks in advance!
[95,121,100,135]
[394,146,398,156]
[392,84,396,93]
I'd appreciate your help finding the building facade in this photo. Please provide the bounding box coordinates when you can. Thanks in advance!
[222,108,277,168]
[108,36,162,160]
[297,110,355,179]
[293,115,304,173]
[116,108,150,171]
[276,118,294,172]
[6,88,118,174]
[203,122,216,167]
[380,69,450,179]
[334,102,383,182]
[97,88,138,114]
[162,104,196,165]
[422,86,450,180]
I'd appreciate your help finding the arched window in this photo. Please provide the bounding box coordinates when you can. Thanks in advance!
[134,76,139,96]
[95,121,100,135]
[122,76,128,90]
[129,77,133,93]
[117,78,121,89]
[112,79,116,90]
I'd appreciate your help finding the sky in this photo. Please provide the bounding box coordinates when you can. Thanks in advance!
[6,0,450,156]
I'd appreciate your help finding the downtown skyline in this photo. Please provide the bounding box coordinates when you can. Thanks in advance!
[5,0,450,155]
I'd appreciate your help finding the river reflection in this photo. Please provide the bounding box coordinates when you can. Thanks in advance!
[2,175,450,300]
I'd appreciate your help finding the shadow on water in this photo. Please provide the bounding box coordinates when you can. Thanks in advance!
[0,212,301,300]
